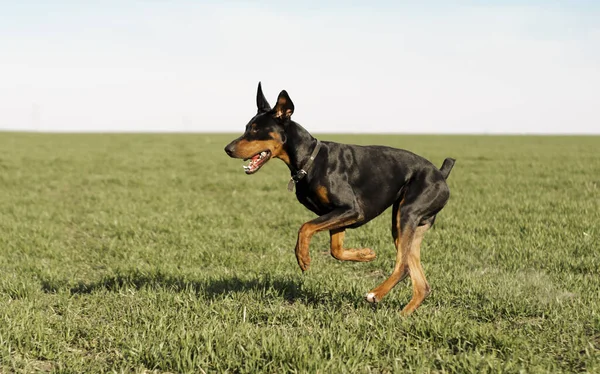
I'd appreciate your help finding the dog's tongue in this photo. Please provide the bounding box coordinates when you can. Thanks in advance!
[245,153,261,169]
[243,152,267,173]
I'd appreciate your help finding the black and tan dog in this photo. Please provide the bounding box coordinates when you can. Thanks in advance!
[225,83,455,315]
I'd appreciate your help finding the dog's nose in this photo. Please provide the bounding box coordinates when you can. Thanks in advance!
[224,144,235,157]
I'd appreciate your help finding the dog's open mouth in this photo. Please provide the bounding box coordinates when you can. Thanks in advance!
[243,150,271,174]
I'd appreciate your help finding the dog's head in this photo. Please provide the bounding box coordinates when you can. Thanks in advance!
[224,82,295,174]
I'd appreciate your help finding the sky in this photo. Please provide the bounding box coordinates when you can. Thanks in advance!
[0,1,599,134]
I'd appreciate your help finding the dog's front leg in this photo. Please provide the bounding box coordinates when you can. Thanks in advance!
[295,208,363,271]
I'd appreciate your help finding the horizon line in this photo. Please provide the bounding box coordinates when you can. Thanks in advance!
[1,130,599,136]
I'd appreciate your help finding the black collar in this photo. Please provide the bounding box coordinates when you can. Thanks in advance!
[287,140,322,192]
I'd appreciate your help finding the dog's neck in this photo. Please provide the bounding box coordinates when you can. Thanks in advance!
[284,121,319,173]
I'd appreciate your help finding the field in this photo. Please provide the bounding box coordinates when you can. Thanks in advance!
[0,133,599,373]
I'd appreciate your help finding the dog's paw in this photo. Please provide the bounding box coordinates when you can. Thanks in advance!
[357,248,376,261]
[298,260,310,272]
[365,292,379,303]
[296,252,311,272]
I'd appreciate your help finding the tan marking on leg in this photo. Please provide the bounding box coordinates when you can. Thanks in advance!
[295,213,361,272]
[401,224,431,315]
[295,222,315,271]
[366,198,410,304]
[330,229,376,262]
[391,196,405,249]
[366,226,413,303]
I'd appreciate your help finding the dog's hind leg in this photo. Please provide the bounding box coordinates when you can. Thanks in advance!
[365,197,411,303]
[398,179,449,315]
[366,174,449,313]
[329,229,376,262]
[401,223,431,315]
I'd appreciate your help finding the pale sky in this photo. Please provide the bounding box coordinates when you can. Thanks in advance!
[1,1,599,134]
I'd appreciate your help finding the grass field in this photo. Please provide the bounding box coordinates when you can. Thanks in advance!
[0,133,599,373]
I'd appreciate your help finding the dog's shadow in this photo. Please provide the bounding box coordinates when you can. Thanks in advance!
[41,270,363,309]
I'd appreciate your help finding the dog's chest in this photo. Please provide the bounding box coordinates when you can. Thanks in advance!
[295,183,332,216]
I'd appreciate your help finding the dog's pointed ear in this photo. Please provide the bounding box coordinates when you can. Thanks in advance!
[274,90,294,119]
[256,82,271,113]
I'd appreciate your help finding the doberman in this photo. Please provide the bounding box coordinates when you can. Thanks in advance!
[224,83,455,315]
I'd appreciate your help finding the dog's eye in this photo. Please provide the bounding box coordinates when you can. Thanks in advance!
[250,128,259,134]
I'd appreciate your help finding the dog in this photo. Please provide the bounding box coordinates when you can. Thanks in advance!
[224,83,455,314]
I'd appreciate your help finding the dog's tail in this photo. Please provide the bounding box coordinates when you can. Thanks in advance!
[439,158,455,180]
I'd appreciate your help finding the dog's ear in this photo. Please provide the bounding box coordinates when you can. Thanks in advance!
[274,90,294,119]
[256,82,272,113]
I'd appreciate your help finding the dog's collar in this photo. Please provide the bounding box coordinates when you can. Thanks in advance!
[287,140,321,192]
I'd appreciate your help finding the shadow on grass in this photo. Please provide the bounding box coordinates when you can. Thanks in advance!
[39,269,361,308]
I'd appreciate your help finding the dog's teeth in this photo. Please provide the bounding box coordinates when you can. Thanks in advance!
[261,151,266,157]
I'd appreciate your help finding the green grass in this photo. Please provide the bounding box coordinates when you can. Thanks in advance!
[0,133,599,373]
